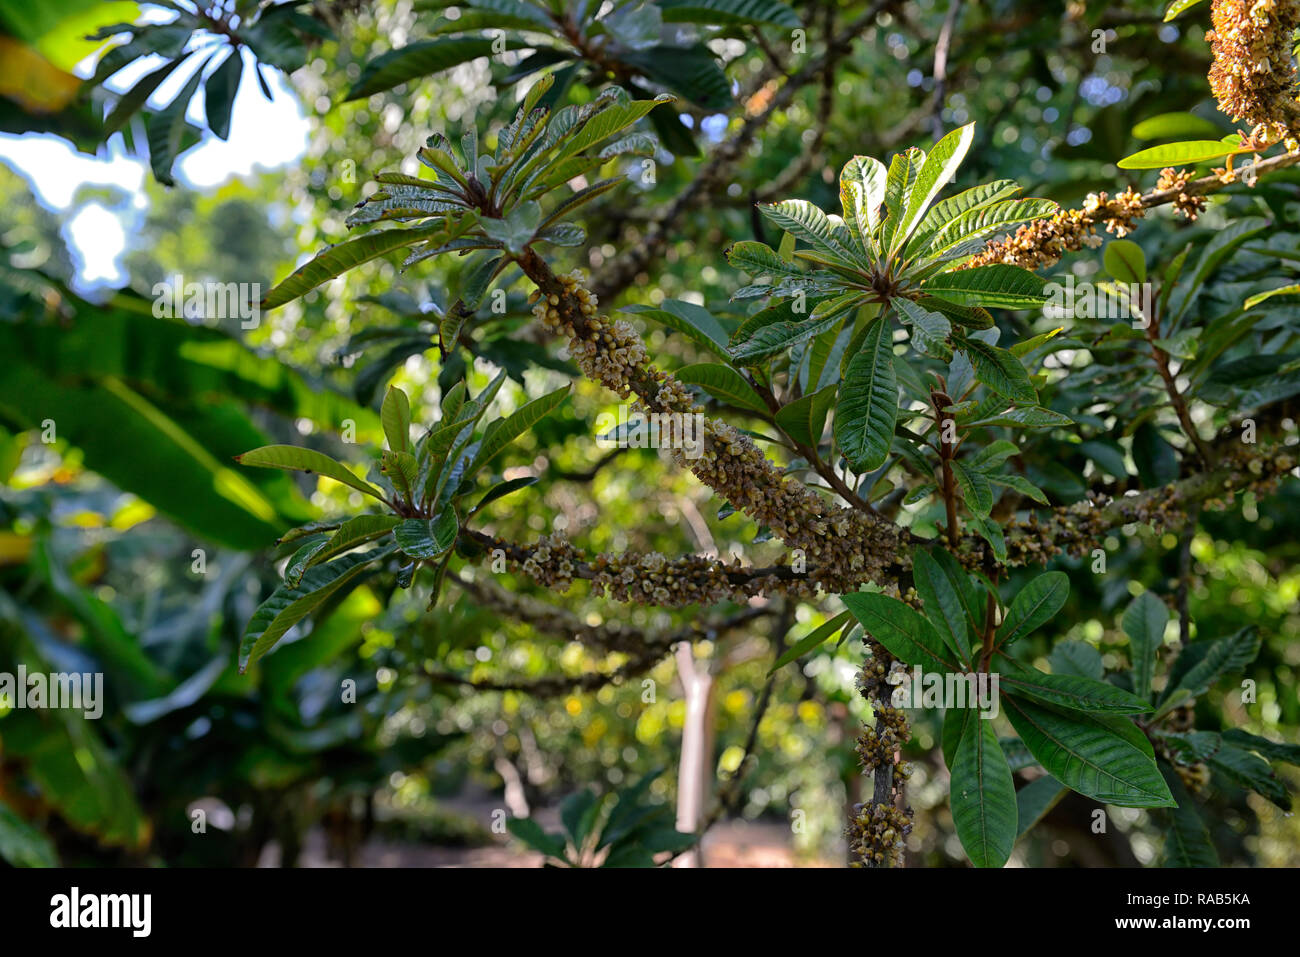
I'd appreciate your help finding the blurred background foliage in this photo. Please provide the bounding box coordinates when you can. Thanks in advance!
[0,0,1297,867]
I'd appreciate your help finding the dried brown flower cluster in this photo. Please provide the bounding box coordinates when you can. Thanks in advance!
[1156,167,1208,220]
[998,441,1298,567]
[847,800,912,867]
[960,187,1145,270]
[847,638,914,867]
[518,253,911,596]
[477,530,821,606]
[1206,0,1300,148]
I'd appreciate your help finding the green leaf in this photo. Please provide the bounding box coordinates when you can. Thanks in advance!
[144,56,209,186]
[469,384,571,475]
[988,472,1048,504]
[506,817,568,860]
[1048,640,1103,679]
[381,449,420,502]
[894,297,951,340]
[840,154,889,239]
[998,662,1154,715]
[1220,730,1300,765]
[1104,239,1146,284]
[878,147,926,256]
[904,180,1022,258]
[1132,111,1221,140]
[1162,627,1261,703]
[480,201,541,254]
[204,46,243,140]
[1169,218,1268,322]
[621,300,731,360]
[834,320,897,473]
[347,38,503,100]
[393,510,460,560]
[235,445,387,502]
[103,55,187,134]
[728,300,851,365]
[305,514,401,568]
[725,240,805,279]
[675,363,769,415]
[559,790,601,848]
[970,515,1006,562]
[911,548,972,665]
[1131,422,1178,487]
[997,571,1069,648]
[239,546,393,672]
[277,520,344,545]
[657,0,801,27]
[915,199,1060,265]
[1117,139,1244,169]
[1015,774,1066,839]
[1122,591,1168,700]
[1208,745,1291,810]
[1164,0,1209,20]
[284,536,329,588]
[471,475,539,515]
[922,265,1047,309]
[958,338,1038,403]
[759,198,856,264]
[891,123,975,254]
[0,801,58,867]
[262,224,454,309]
[961,406,1072,430]
[1243,283,1300,310]
[949,706,1017,867]
[1003,696,1175,807]
[1160,767,1218,866]
[381,385,412,454]
[774,384,836,446]
[768,610,854,674]
[950,460,991,517]
[841,591,960,672]
[620,45,730,110]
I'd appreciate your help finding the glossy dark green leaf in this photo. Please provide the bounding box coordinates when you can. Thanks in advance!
[950,706,1017,867]
[841,591,960,672]
[1122,591,1168,700]
[1003,695,1175,808]
[835,319,897,473]
[204,46,243,140]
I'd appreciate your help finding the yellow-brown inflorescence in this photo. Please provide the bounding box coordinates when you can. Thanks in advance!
[960,187,1145,270]
[519,254,909,597]
[1206,0,1300,148]
[847,637,913,867]
[997,441,1298,568]
[1156,167,1209,221]
[480,530,819,606]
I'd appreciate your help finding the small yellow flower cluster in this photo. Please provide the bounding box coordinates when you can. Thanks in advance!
[960,188,1146,270]
[1206,0,1300,148]
[1156,167,1208,221]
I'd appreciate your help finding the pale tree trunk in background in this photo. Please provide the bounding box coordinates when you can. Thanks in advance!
[673,641,717,868]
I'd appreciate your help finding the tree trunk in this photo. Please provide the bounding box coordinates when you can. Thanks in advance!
[673,642,717,868]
